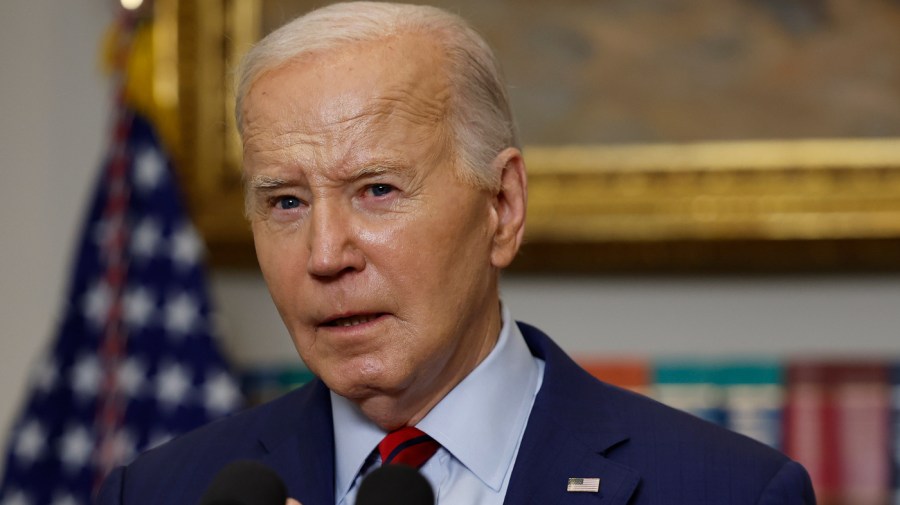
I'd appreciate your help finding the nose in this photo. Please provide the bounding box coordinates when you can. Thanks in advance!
[306,200,366,278]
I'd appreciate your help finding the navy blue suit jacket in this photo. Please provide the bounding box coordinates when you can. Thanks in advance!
[97,323,816,504]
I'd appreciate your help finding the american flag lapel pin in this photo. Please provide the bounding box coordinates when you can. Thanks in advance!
[567,477,601,493]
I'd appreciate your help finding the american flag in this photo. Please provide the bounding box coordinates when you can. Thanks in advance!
[566,477,601,493]
[0,111,243,505]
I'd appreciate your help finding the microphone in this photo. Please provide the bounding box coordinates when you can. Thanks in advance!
[199,460,288,505]
[356,464,435,505]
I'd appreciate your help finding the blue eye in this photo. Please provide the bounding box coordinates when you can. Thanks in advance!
[277,196,302,209]
[369,184,395,197]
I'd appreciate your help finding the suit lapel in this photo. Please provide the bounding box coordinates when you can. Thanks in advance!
[505,323,642,504]
[258,380,336,505]
[503,404,640,505]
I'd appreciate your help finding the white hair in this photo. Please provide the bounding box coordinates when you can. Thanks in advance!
[235,1,519,190]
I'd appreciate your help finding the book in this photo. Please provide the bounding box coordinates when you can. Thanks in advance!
[654,361,724,426]
[890,364,899,505]
[577,357,651,396]
[785,361,891,505]
[717,362,784,450]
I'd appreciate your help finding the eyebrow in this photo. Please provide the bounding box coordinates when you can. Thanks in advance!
[247,174,289,191]
[347,159,409,181]
[244,158,410,192]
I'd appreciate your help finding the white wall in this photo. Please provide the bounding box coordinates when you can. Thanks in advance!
[3,0,900,478]
[211,271,900,367]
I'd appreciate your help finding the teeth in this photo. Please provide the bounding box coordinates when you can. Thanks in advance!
[334,314,378,327]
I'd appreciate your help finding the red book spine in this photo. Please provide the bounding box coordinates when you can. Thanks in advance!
[785,361,891,505]
[830,363,890,505]
[891,365,900,504]
[785,362,830,501]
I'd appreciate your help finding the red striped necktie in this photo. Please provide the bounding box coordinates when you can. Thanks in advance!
[377,426,440,469]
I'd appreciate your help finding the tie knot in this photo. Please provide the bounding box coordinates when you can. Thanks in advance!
[377,426,440,469]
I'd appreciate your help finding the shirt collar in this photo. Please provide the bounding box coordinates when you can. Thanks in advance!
[331,389,383,502]
[418,304,540,490]
[330,305,541,498]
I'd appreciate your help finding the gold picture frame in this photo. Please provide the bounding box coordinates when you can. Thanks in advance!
[159,0,900,272]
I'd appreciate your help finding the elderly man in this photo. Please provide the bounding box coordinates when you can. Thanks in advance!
[98,2,815,504]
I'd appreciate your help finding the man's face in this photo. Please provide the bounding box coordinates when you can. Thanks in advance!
[240,35,513,427]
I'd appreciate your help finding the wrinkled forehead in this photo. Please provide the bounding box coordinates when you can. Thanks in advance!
[240,33,452,141]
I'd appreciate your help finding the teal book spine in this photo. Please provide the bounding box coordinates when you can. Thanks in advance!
[653,361,724,426]
[717,362,784,450]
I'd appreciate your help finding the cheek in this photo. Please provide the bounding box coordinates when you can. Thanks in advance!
[384,207,492,313]
[253,230,306,309]
[428,203,493,274]
[254,235,283,289]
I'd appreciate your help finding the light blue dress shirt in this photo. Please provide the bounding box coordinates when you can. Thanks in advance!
[331,305,544,504]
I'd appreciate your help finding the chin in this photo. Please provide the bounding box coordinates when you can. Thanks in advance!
[322,361,393,399]
[326,372,372,396]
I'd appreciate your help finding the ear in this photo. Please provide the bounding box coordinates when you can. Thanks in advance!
[489,147,527,269]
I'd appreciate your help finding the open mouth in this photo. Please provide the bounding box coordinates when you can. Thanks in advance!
[322,313,384,328]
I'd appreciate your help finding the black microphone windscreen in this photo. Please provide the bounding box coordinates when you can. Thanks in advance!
[356,464,434,505]
[199,460,288,505]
